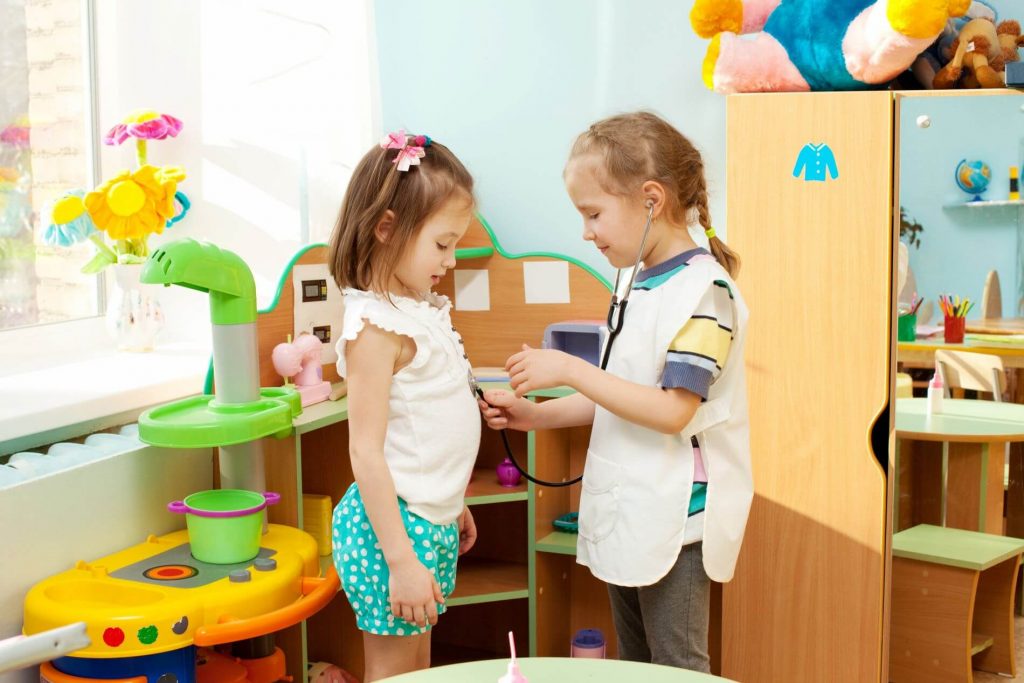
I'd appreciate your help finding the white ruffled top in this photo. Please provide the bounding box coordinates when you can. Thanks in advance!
[336,288,481,525]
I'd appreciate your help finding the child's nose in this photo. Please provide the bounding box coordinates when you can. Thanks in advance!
[442,253,456,269]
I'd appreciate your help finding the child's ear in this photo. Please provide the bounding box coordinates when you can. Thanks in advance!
[374,210,396,244]
[640,181,667,217]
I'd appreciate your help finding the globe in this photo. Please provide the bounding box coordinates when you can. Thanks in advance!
[955,159,992,199]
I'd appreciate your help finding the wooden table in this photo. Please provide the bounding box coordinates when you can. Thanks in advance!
[379,658,733,682]
[895,398,1024,534]
[967,318,1024,335]
[898,337,1024,371]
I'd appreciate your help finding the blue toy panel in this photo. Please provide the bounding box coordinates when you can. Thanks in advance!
[54,647,196,683]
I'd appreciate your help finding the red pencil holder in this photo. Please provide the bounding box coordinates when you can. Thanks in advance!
[944,315,965,344]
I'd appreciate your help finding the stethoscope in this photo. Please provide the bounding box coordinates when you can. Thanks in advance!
[472,201,656,487]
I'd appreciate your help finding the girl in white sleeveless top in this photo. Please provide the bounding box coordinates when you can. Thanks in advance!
[327,131,480,682]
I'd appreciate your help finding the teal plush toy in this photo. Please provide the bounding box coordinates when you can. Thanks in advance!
[691,0,971,93]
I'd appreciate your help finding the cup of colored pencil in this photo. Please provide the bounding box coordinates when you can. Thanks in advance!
[897,294,923,342]
[940,294,972,344]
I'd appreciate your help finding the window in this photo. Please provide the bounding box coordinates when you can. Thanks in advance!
[0,0,98,331]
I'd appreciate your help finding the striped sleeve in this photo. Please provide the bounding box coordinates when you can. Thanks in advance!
[660,280,735,399]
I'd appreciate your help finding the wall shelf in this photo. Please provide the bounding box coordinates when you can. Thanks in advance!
[942,199,1024,209]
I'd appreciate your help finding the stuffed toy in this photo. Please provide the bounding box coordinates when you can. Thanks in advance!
[690,0,971,93]
[933,17,1024,88]
[910,0,997,87]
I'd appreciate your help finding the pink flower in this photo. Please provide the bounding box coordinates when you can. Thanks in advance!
[0,122,29,148]
[104,110,183,146]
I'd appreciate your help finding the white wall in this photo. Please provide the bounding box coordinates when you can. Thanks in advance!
[374,0,727,279]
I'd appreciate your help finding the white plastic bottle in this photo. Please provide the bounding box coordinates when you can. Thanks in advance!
[927,362,944,416]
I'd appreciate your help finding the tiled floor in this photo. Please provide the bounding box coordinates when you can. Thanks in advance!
[975,616,1024,682]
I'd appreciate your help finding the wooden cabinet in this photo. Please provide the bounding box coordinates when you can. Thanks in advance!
[724,91,896,683]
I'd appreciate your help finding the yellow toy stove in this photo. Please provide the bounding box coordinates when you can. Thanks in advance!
[24,524,336,661]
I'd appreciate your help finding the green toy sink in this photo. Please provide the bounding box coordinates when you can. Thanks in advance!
[139,387,302,448]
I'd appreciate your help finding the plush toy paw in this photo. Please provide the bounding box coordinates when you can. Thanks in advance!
[888,0,955,39]
[690,0,743,39]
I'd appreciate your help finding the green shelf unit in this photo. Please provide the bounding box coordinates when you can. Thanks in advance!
[535,531,578,556]
[447,590,530,607]
[465,467,528,506]
[293,391,349,434]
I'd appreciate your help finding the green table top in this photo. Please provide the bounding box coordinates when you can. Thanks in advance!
[895,398,1024,442]
[892,524,1024,570]
[379,658,733,682]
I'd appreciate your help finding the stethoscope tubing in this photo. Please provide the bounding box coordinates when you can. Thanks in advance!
[486,203,656,487]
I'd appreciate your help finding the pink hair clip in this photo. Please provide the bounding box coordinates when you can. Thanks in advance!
[378,129,431,172]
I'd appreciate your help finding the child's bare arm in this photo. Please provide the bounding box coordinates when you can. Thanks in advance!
[506,345,700,434]
[478,390,595,431]
[346,323,443,627]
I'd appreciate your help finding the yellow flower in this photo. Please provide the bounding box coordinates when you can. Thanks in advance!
[85,165,186,240]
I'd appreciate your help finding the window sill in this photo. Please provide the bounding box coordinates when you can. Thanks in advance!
[0,341,211,455]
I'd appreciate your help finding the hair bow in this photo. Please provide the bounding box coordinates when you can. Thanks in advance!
[379,129,430,172]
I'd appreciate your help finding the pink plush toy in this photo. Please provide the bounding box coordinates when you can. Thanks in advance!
[307,661,360,683]
[690,0,970,93]
[272,333,332,407]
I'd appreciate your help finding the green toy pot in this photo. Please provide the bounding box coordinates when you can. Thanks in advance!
[167,489,280,564]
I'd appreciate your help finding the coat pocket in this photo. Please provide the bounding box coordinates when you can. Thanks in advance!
[578,452,621,543]
[681,397,731,440]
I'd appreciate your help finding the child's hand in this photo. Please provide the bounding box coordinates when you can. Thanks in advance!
[506,344,577,398]
[388,554,445,628]
[478,389,537,431]
[458,506,477,556]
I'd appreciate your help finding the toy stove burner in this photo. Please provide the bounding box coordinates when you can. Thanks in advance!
[143,564,199,581]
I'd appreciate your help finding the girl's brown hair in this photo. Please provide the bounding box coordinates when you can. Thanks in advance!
[567,111,740,278]
[328,135,474,295]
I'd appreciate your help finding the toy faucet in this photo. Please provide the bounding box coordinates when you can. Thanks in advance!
[272,333,332,407]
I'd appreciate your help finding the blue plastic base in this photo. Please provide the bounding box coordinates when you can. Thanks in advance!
[54,646,196,682]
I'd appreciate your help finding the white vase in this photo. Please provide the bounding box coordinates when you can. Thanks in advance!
[106,263,164,352]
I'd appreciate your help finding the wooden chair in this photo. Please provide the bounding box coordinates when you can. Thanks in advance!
[896,372,913,398]
[982,270,1002,319]
[890,525,1024,683]
[934,349,1007,402]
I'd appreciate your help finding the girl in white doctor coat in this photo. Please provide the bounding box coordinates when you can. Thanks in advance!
[479,112,752,673]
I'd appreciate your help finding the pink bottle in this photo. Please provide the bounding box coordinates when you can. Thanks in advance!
[927,361,944,416]
[499,631,528,683]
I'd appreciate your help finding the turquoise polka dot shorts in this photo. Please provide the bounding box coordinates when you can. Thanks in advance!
[332,483,460,636]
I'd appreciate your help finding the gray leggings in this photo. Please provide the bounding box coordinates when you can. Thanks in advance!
[606,542,710,672]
